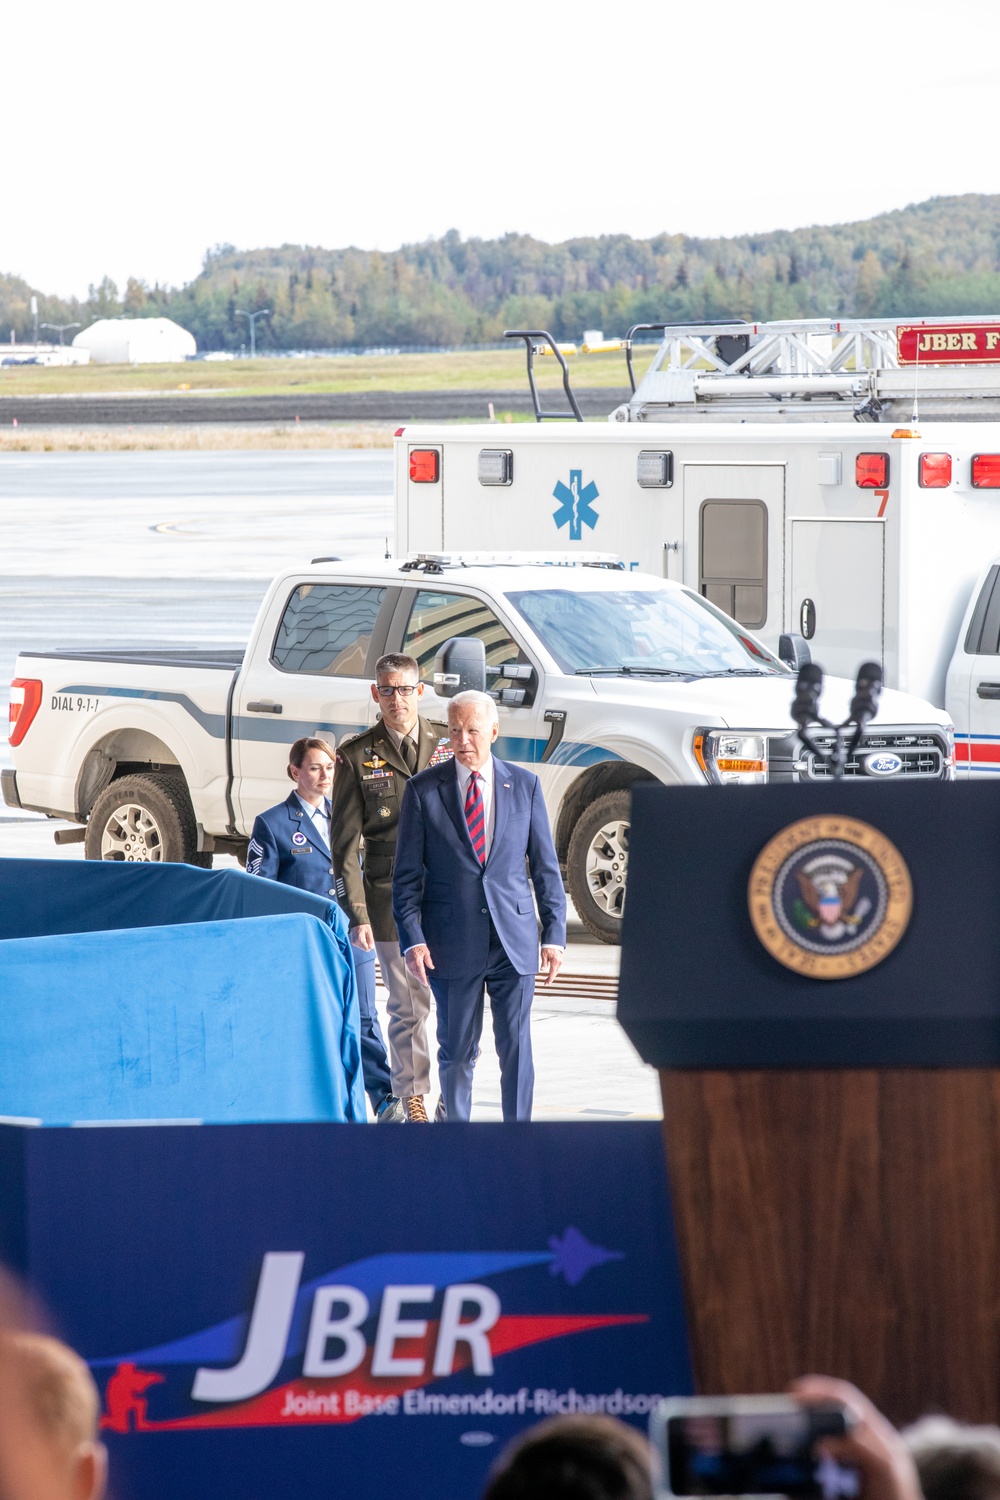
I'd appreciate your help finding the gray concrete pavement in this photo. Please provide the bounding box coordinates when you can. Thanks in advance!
[0,448,660,1122]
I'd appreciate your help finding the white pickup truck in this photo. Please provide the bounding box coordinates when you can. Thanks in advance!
[4,553,954,942]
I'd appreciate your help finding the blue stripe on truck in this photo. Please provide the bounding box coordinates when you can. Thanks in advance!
[58,686,624,766]
[57,686,363,746]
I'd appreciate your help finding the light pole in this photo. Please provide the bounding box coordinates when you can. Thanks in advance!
[40,321,82,346]
[235,307,270,359]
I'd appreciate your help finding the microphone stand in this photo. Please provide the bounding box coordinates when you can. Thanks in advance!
[792,663,883,782]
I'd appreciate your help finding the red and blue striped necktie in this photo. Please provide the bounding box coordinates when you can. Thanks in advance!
[464,769,486,865]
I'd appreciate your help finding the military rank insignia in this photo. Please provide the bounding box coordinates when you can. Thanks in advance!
[428,738,454,766]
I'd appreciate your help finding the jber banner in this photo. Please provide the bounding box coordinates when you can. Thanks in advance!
[0,1121,691,1500]
[897,322,1000,363]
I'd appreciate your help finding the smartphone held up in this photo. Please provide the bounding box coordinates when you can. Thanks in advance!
[652,1396,860,1500]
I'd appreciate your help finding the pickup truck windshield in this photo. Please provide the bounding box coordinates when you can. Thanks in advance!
[505,586,785,677]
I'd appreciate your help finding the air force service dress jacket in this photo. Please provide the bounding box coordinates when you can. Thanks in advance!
[246,792,339,897]
[329,715,450,942]
[392,756,567,978]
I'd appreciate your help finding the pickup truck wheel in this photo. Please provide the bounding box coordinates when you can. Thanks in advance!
[85,773,212,867]
[567,790,630,945]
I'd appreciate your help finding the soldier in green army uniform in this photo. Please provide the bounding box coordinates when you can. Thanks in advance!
[330,652,452,1123]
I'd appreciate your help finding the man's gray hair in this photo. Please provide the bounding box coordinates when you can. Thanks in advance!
[448,690,498,723]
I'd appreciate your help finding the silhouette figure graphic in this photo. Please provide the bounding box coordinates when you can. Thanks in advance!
[100,1363,165,1432]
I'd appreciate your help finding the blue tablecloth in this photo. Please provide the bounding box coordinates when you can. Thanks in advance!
[0,912,366,1124]
[0,858,344,940]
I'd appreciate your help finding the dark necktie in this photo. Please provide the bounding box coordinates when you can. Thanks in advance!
[464,770,486,865]
[401,736,417,774]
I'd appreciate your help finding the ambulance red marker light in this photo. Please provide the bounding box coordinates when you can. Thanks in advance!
[394,428,405,437]
[919,453,952,488]
[972,455,1000,488]
[856,453,889,488]
[8,679,42,747]
[409,449,440,483]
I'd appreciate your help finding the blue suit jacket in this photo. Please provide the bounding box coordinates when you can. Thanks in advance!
[247,792,337,900]
[392,756,567,978]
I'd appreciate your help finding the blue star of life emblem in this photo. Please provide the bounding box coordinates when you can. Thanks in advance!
[552,469,599,541]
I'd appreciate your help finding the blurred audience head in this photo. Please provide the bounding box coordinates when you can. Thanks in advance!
[903,1416,1000,1500]
[481,1413,655,1500]
[0,1331,106,1500]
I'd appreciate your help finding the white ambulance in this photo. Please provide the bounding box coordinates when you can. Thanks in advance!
[394,317,1000,773]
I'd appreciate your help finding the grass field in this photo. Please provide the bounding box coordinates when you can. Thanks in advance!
[0,345,656,398]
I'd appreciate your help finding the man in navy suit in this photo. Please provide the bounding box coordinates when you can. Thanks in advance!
[392,692,567,1122]
[246,736,398,1122]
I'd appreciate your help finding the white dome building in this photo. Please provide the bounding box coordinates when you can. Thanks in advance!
[72,317,196,364]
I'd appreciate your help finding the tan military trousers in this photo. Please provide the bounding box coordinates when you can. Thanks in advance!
[375,942,432,1100]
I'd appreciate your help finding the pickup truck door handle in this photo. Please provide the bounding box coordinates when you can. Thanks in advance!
[246,701,283,714]
[977,683,1000,700]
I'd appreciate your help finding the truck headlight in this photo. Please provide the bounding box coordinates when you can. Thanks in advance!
[694,730,769,785]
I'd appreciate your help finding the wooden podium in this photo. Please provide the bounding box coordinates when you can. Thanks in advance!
[619,782,1000,1426]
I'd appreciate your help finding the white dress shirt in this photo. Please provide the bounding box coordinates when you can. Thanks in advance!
[456,755,496,860]
[295,793,331,851]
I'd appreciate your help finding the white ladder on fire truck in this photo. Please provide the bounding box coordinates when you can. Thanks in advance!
[613,316,1000,423]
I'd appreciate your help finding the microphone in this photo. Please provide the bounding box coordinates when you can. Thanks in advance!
[850,661,883,730]
[791,662,824,730]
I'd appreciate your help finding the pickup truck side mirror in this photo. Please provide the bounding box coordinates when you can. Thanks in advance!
[492,662,538,707]
[779,632,812,671]
[433,636,487,696]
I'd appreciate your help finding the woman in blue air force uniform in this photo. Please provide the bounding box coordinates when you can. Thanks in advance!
[246,735,400,1122]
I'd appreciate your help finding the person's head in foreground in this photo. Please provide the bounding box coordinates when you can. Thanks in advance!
[481,1413,655,1500]
[0,1332,107,1500]
[903,1415,1000,1500]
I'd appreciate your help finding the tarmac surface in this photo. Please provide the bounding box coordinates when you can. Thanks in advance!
[0,448,661,1123]
[0,387,628,424]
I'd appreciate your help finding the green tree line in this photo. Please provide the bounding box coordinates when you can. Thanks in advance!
[4,194,1000,352]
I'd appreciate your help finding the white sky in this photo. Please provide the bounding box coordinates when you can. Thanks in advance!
[4,0,999,297]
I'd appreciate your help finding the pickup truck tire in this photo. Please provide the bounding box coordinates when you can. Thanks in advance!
[84,772,212,868]
[566,790,630,945]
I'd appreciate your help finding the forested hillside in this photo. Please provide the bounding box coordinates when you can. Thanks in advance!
[4,194,1000,352]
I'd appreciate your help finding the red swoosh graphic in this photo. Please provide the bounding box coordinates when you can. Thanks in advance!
[122,1313,648,1431]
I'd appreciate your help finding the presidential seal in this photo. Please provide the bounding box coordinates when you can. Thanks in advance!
[748,815,912,979]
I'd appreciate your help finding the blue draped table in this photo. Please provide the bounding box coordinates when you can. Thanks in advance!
[0,861,365,1124]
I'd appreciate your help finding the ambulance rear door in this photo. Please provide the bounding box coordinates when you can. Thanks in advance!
[789,519,885,678]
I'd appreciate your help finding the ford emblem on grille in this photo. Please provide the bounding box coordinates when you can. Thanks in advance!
[863,751,904,777]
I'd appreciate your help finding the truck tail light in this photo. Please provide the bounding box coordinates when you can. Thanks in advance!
[409,449,440,483]
[8,679,43,747]
[919,453,952,488]
[972,454,1000,488]
[856,453,889,487]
